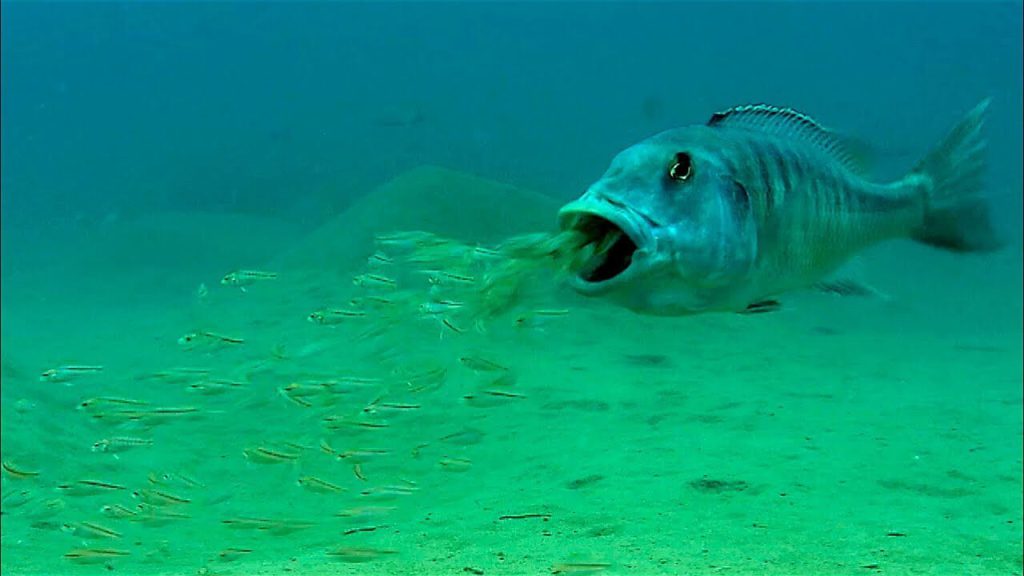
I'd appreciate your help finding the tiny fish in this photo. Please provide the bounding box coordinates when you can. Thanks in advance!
[366,252,395,268]
[221,270,278,289]
[459,354,509,373]
[418,299,465,317]
[374,230,445,251]
[308,308,368,325]
[221,517,313,535]
[349,294,400,310]
[1,460,40,480]
[92,437,153,453]
[336,449,391,465]
[342,524,389,536]
[438,456,472,473]
[146,471,203,488]
[186,379,246,395]
[178,331,245,349]
[323,415,390,432]
[100,504,138,520]
[514,309,570,330]
[243,446,301,464]
[40,365,103,384]
[77,396,149,412]
[62,521,122,540]
[426,271,477,287]
[463,389,527,408]
[334,506,396,520]
[132,488,191,506]
[297,475,346,494]
[326,546,398,563]
[64,548,131,564]
[221,517,277,530]
[217,547,254,562]
[135,367,211,383]
[57,480,128,497]
[363,401,421,415]
[551,562,612,575]
[359,483,418,501]
[352,273,398,290]
[132,505,191,526]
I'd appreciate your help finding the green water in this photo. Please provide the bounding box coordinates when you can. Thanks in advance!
[1,167,1021,575]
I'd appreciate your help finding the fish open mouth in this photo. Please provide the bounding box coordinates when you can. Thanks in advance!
[559,212,641,284]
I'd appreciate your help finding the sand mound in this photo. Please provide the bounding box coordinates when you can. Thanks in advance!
[276,165,563,271]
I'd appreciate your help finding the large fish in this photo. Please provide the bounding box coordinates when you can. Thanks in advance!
[557,101,1002,315]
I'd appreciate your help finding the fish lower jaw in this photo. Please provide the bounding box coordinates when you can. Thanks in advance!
[565,273,625,295]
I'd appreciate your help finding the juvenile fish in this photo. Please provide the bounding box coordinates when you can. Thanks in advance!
[178,331,245,350]
[77,396,149,412]
[459,354,509,373]
[132,488,191,506]
[308,308,368,325]
[326,546,398,563]
[514,309,570,330]
[186,379,246,395]
[62,521,123,540]
[551,562,612,574]
[334,506,396,520]
[297,475,347,494]
[359,483,418,501]
[217,547,254,562]
[92,437,153,454]
[438,456,473,473]
[135,367,211,383]
[221,517,314,535]
[146,471,203,489]
[40,365,103,384]
[63,548,131,564]
[243,446,301,464]
[221,270,278,289]
[352,273,398,290]
[56,480,128,497]
[463,389,527,408]
[1,460,41,480]
[335,449,391,465]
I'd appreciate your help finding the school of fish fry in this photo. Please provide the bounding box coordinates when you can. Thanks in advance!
[1,228,618,574]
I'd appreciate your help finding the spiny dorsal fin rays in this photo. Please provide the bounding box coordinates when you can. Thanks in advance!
[707,104,869,175]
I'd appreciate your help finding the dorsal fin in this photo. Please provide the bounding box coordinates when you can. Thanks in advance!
[708,104,868,174]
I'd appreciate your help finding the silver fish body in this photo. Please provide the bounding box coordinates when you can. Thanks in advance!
[558,101,1000,315]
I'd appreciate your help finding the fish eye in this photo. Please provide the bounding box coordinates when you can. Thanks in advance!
[668,152,693,182]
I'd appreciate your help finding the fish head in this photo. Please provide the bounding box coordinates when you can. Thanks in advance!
[558,127,758,314]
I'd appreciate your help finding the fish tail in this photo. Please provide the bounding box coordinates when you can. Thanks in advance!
[906,98,1002,252]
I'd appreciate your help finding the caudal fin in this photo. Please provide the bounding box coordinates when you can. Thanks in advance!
[908,99,1003,252]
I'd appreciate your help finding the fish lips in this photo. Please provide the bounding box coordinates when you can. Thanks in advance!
[557,200,653,293]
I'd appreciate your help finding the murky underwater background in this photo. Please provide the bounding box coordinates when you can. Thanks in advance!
[1,3,1022,575]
